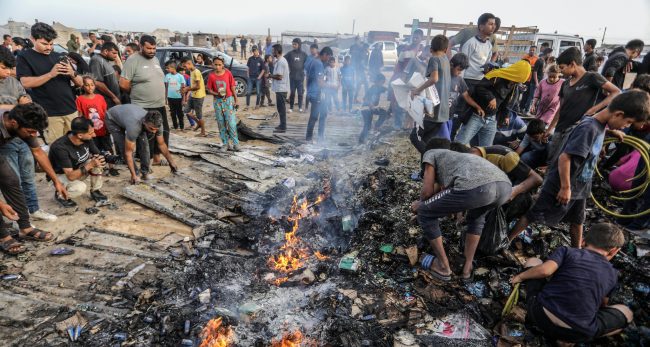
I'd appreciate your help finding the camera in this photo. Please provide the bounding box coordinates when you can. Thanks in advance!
[101,151,122,165]
[58,55,69,65]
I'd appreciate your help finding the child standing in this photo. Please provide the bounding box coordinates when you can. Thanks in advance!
[181,57,207,137]
[164,61,186,130]
[545,47,620,164]
[508,90,650,248]
[530,64,563,126]
[176,65,195,128]
[511,223,632,343]
[206,56,241,151]
[358,73,389,143]
[259,54,274,107]
[324,56,340,113]
[340,55,355,113]
[75,76,118,175]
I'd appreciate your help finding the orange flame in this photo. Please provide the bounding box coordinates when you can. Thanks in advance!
[271,331,304,347]
[314,251,329,261]
[199,317,234,347]
[273,276,289,286]
[269,191,330,279]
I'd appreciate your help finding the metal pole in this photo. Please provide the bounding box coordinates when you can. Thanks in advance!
[352,19,356,35]
[601,26,607,46]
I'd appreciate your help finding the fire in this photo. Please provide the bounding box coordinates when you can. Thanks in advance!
[199,317,234,347]
[273,276,289,286]
[271,331,304,347]
[268,190,330,279]
[314,251,328,261]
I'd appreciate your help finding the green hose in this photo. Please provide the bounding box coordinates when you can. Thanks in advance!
[592,135,650,218]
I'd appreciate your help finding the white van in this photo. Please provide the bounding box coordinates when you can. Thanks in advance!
[509,33,584,61]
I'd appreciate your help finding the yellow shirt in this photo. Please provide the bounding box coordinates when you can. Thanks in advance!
[190,68,206,98]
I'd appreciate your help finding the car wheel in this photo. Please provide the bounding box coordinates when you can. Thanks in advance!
[235,77,247,97]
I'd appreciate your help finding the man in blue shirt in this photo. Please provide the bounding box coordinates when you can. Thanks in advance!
[305,47,332,143]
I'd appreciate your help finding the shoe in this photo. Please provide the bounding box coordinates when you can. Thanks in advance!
[232,144,241,152]
[268,103,275,106]
[299,108,304,113]
[220,144,228,152]
[109,168,120,176]
[273,126,286,133]
[288,109,293,113]
[90,190,108,202]
[31,209,57,221]
[54,192,77,208]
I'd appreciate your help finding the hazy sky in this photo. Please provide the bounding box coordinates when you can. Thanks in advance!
[2,0,649,44]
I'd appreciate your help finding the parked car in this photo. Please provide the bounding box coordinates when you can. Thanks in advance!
[369,41,398,67]
[155,46,249,96]
[509,33,584,61]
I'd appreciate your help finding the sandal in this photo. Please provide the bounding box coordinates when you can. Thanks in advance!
[195,133,208,137]
[151,159,169,166]
[460,269,475,283]
[429,268,452,282]
[0,238,26,255]
[18,228,53,242]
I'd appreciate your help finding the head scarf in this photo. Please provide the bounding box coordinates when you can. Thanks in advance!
[485,60,531,83]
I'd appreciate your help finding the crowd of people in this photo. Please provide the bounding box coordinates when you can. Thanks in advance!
[1,14,650,345]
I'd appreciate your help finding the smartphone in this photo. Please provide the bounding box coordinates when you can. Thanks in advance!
[58,55,69,65]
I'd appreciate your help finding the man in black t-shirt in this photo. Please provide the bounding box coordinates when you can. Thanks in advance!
[583,39,598,72]
[49,117,108,204]
[600,39,644,89]
[16,23,83,145]
[284,38,308,113]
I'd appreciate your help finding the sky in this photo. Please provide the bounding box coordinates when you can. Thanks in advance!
[2,0,649,44]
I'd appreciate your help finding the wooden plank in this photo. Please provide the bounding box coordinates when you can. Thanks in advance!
[122,185,220,227]
[200,153,262,182]
[145,181,240,220]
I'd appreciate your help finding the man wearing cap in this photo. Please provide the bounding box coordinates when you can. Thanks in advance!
[106,104,177,184]
[284,38,308,113]
[245,46,265,110]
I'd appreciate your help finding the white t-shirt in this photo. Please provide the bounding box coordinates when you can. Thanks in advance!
[461,36,493,81]
[272,56,290,93]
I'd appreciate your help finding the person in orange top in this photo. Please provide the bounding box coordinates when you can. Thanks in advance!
[75,76,118,175]
[519,45,544,113]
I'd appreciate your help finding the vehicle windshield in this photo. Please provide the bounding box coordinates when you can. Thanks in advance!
[209,50,237,66]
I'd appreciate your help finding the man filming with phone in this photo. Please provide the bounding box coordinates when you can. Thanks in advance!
[48,117,110,207]
[16,22,83,145]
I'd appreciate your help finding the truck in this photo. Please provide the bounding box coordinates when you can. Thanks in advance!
[507,33,584,61]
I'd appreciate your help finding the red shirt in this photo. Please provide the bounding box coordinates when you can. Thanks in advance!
[206,69,236,98]
[76,94,108,136]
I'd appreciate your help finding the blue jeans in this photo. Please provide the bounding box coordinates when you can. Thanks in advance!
[455,114,497,146]
[521,147,548,170]
[246,77,262,106]
[0,137,39,213]
[306,95,326,141]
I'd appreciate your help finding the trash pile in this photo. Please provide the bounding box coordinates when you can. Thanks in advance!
[40,150,649,346]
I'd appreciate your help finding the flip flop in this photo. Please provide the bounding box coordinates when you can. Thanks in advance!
[0,238,26,255]
[18,228,53,242]
[460,270,475,284]
[429,268,452,282]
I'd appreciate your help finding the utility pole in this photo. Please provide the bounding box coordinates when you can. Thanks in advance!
[352,19,355,35]
[601,26,607,47]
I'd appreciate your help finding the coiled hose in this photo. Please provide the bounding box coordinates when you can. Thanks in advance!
[592,135,650,218]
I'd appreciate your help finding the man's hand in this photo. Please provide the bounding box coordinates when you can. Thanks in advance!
[410,90,419,100]
[487,98,497,110]
[49,63,63,78]
[509,185,522,202]
[130,175,141,185]
[543,129,553,140]
[112,96,122,105]
[59,62,75,77]
[556,186,571,205]
[508,139,520,150]
[475,107,486,117]
[510,274,523,284]
[410,200,421,214]
[0,202,19,221]
[170,163,179,173]
[54,181,69,200]
[529,104,537,114]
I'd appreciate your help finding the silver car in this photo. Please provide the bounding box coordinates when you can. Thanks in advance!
[369,41,398,67]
